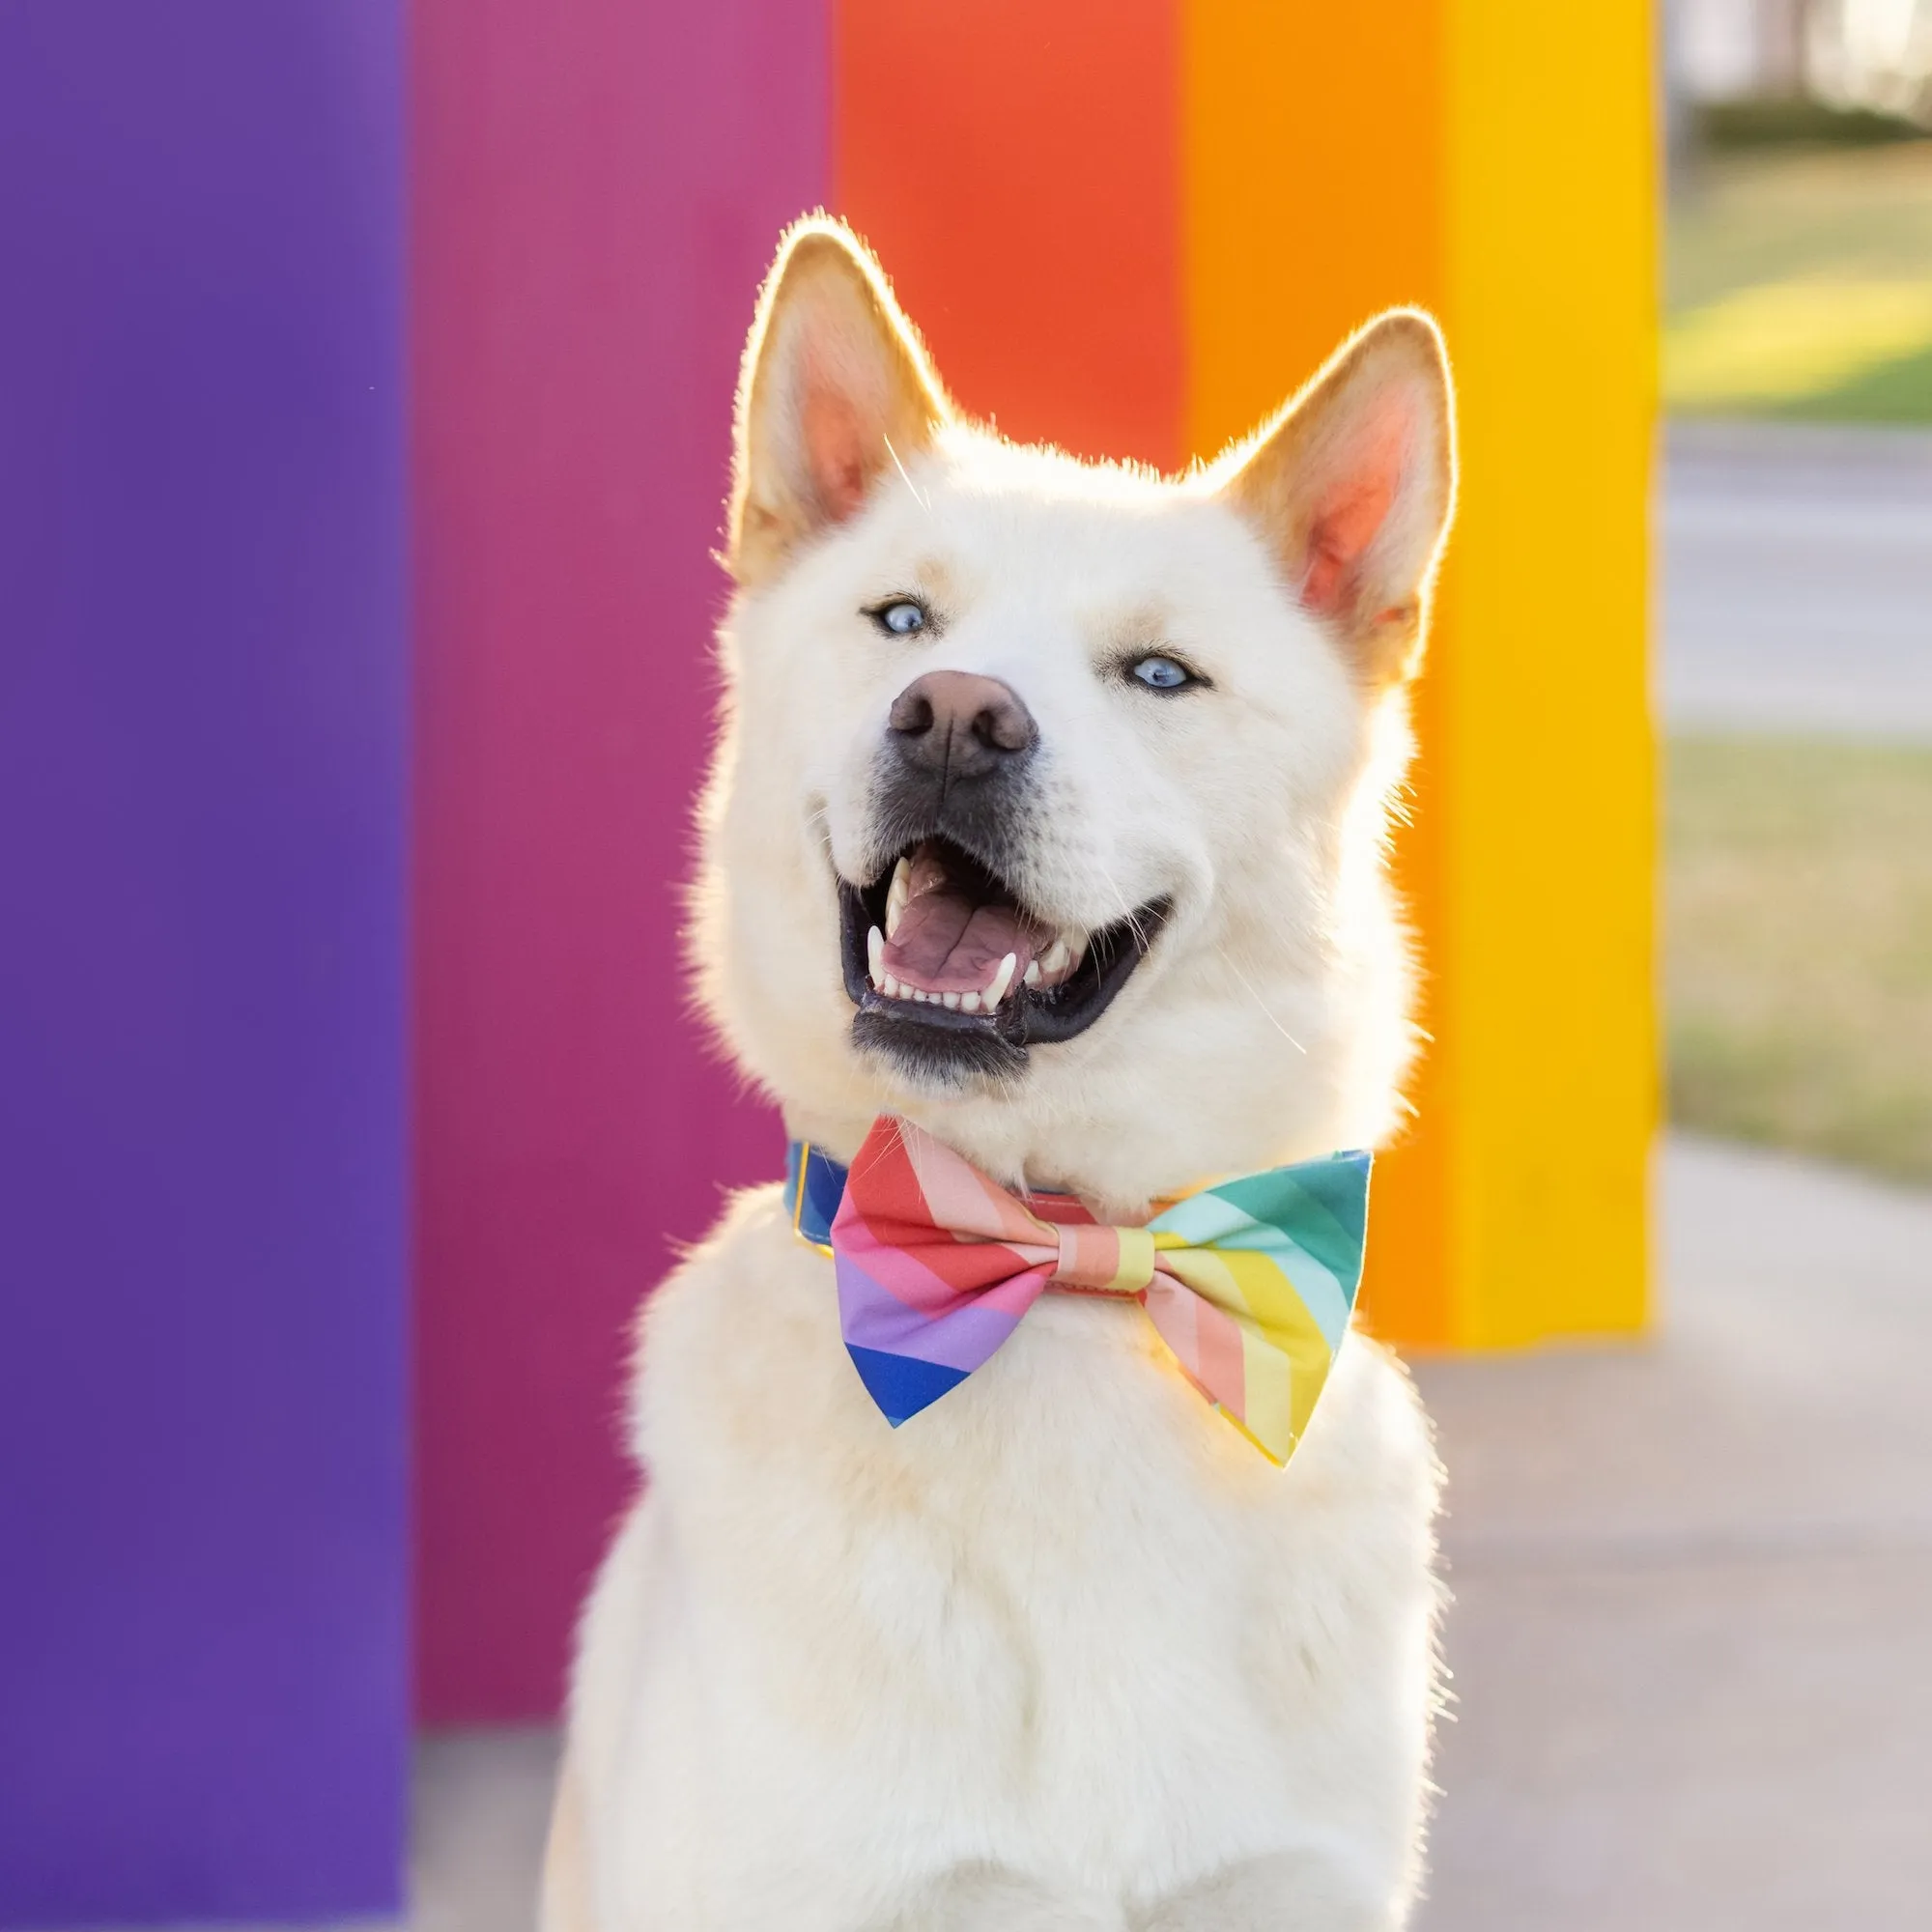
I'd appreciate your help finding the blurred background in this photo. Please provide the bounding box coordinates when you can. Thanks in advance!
[2,3,1928,1928]
[1663,0,1932,1179]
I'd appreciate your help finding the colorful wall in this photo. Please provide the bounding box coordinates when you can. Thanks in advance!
[836,0,1659,1352]
[416,0,1655,1724]
[1,2,1652,1921]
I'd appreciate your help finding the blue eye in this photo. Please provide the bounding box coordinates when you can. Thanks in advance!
[1130,654,1194,692]
[870,599,927,638]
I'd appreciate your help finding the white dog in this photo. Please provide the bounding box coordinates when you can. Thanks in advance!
[543,216,1456,1931]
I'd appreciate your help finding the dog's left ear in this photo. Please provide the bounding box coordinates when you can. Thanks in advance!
[726,216,952,587]
[1216,309,1456,687]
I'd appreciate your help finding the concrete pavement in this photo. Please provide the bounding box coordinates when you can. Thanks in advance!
[411,1727,557,1932]
[1416,1135,1932,1932]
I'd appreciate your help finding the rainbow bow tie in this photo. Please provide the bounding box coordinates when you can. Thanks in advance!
[784,1117,1371,1464]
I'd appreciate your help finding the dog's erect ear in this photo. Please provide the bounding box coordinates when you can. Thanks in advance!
[726,217,952,586]
[1216,310,1456,687]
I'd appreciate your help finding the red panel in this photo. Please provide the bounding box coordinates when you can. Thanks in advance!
[411,0,826,1720]
[835,0,1184,470]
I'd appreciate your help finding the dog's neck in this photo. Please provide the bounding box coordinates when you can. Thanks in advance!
[781,1055,1365,1225]
[781,1101,1159,1221]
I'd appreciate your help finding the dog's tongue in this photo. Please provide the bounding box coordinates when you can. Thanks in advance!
[882,844,1041,995]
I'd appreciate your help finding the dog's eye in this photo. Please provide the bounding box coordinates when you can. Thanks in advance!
[1129,655,1195,693]
[869,599,927,638]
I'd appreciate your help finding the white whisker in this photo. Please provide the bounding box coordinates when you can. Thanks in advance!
[1084,854,1159,961]
[881,434,931,514]
[1218,949,1307,1054]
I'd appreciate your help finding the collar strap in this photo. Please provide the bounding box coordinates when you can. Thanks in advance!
[784,1140,850,1252]
[786,1138,1092,1251]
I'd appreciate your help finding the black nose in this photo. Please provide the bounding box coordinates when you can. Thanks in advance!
[887,670,1037,783]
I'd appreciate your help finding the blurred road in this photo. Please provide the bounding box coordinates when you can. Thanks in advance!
[1663,420,1932,737]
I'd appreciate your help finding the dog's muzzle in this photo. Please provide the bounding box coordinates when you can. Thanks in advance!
[838,671,1170,1082]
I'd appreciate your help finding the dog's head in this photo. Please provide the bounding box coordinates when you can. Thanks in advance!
[693,219,1454,1208]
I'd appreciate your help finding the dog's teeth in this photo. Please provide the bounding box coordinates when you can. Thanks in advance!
[1039,937,1071,980]
[942,991,961,1010]
[886,858,910,938]
[1023,959,1041,988]
[984,952,1017,1009]
[960,990,981,1013]
[881,972,898,998]
[867,925,885,987]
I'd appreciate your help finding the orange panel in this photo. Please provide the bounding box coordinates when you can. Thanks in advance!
[834,0,1184,469]
[1181,1,1446,457]
[1368,619,1455,1345]
[1184,0,1453,1342]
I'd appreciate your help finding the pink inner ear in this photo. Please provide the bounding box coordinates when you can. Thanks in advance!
[802,384,871,522]
[1301,474,1396,613]
[1298,396,1410,617]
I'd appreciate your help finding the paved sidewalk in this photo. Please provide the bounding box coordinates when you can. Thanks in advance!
[385,1133,1932,1932]
[410,1727,557,1932]
[1415,1135,1932,1932]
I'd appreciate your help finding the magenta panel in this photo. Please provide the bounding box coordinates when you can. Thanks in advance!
[412,0,827,1719]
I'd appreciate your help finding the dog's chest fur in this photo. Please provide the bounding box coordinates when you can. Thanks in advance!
[566,1186,1441,1928]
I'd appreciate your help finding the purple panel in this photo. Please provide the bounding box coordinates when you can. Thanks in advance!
[0,5,407,1923]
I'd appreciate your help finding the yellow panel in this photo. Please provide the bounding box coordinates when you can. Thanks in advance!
[1182,0,1656,1347]
[1440,0,1656,1345]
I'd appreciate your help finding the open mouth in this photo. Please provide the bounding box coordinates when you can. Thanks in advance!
[838,836,1170,1077]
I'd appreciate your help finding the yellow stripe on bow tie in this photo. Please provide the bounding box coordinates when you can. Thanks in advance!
[1159,1245,1334,1447]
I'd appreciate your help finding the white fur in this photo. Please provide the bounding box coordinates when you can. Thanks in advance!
[546,225,1453,1930]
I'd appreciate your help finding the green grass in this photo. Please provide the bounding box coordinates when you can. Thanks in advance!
[1666,737,1932,1183]
[1695,98,1928,150]
[1665,143,1932,422]
[1796,338,1932,422]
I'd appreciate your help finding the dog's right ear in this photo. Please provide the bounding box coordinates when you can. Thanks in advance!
[726,217,952,587]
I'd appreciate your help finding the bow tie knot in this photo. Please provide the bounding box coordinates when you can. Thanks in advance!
[1045,1217,1156,1295]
